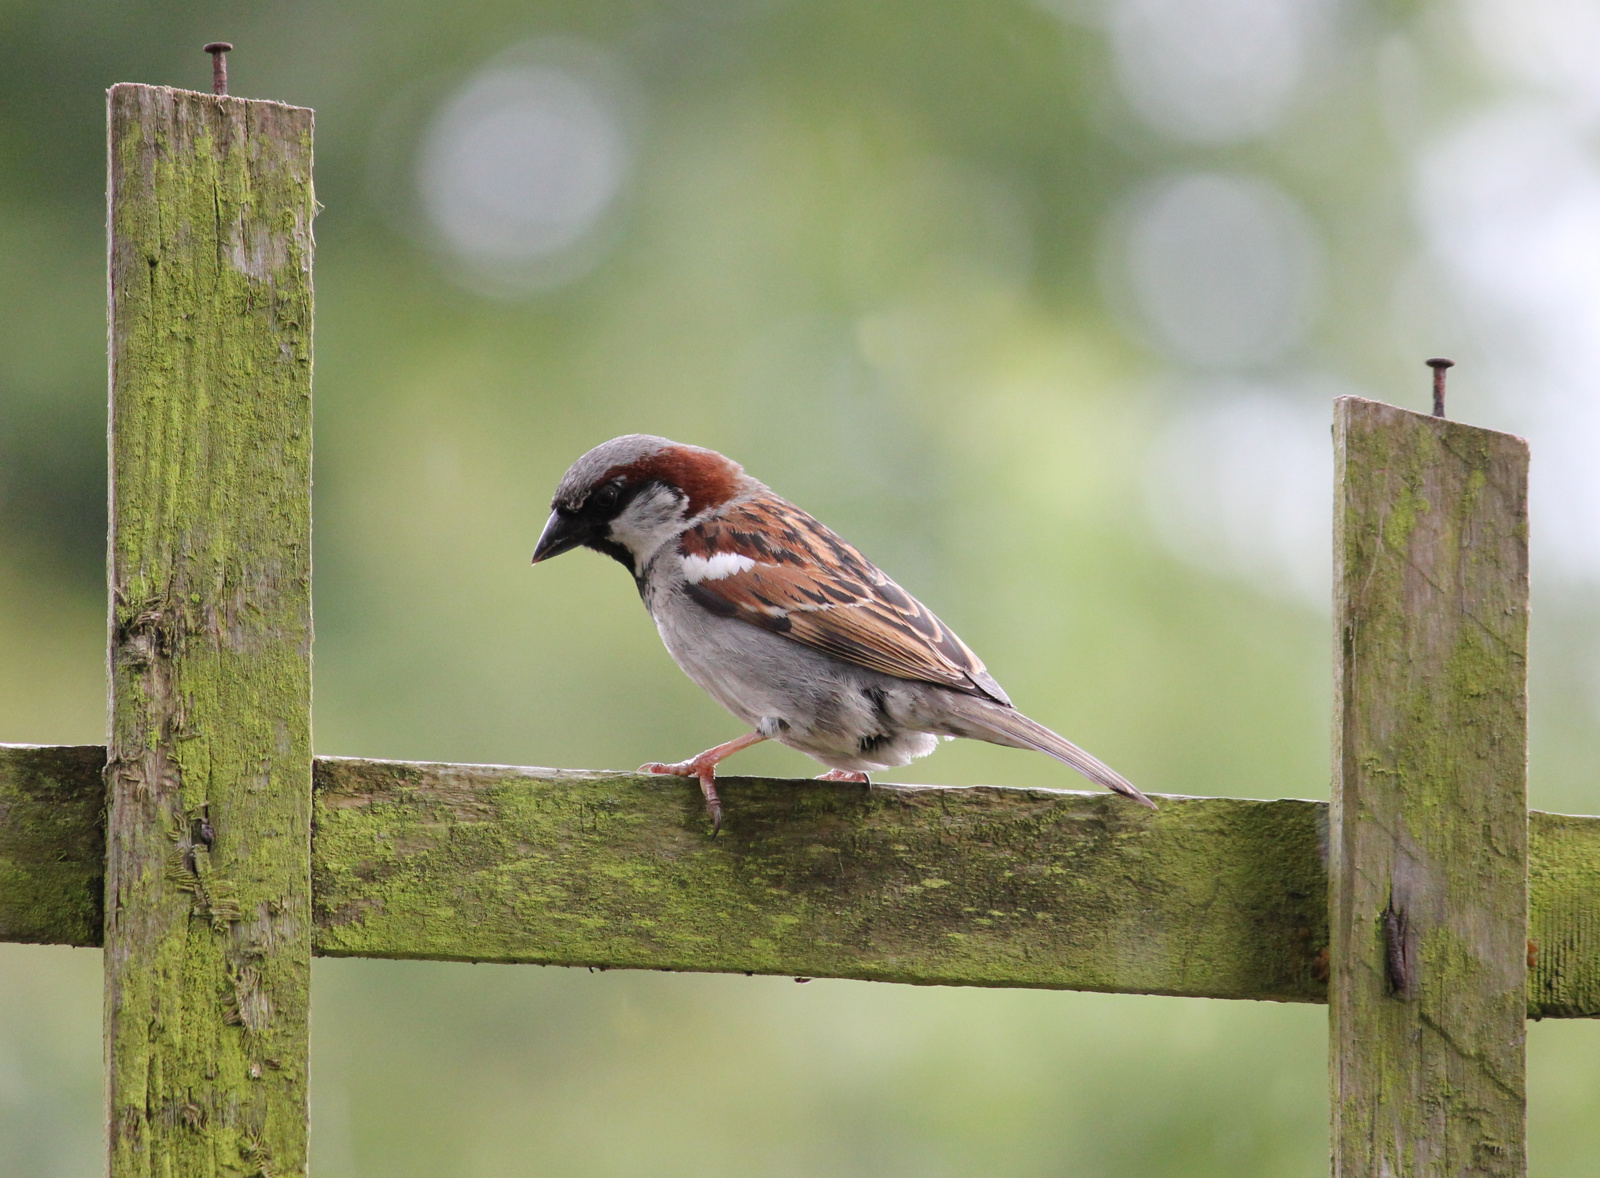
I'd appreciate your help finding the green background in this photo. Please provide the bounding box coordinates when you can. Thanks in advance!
[2,1,1596,1174]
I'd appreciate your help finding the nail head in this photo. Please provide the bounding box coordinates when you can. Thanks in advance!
[204,42,233,96]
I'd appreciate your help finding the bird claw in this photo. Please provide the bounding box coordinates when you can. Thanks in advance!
[815,769,870,783]
[640,760,693,777]
[641,760,724,833]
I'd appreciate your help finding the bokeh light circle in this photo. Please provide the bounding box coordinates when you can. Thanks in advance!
[1109,0,1315,143]
[417,42,631,288]
[1114,171,1323,368]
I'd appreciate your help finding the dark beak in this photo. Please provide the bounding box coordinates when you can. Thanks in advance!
[531,509,589,564]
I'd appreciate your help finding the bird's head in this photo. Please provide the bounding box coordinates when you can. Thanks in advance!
[531,435,747,575]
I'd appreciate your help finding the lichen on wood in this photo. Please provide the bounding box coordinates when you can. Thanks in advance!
[5,743,1597,1014]
[1529,810,1600,1019]
[0,744,105,945]
[311,759,1332,1000]
[1330,397,1531,1177]
[105,83,314,1178]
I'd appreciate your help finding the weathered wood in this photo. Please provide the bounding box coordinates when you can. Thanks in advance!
[6,744,1598,1013]
[106,84,314,1178]
[1529,810,1600,1019]
[1331,397,1530,1176]
[0,744,105,946]
[296,764,1600,1014]
[311,759,1330,998]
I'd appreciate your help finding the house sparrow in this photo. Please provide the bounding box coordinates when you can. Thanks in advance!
[532,434,1156,829]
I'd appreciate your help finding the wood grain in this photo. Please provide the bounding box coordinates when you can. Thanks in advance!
[311,759,1330,999]
[1331,397,1530,1177]
[8,744,1595,1016]
[0,744,104,946]
[105,83,314,1178]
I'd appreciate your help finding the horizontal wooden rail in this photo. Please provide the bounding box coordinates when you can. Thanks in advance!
[310,757,1330,1000]
[0,744,104,946]
[3,742,1596,1015]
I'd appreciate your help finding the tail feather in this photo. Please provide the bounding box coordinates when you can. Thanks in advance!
[947,699,1158,809]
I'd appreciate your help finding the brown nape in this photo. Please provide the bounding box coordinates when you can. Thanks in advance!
[610,445,746,516]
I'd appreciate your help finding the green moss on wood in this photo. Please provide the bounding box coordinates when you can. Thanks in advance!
[0,744,105,945]
[311,759,1333,1000]
[1331,397,1531,1177]
[105,83,314,1178]
[6,745,1598,1014]
[1530,811,1600,1019]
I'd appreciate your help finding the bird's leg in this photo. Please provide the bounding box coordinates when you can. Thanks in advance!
[815,769,870,783]
[641,731,767,832]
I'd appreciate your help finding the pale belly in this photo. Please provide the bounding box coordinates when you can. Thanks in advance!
[647,584,943,771]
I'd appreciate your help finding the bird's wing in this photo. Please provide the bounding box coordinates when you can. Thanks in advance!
[677,495,1010,704]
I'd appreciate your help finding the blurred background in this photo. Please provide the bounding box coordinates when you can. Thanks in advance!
[3,0,1598,1173]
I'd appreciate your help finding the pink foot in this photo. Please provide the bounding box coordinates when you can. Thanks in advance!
[641,757,724,832]
[815,768,871,783]
[639,732,766,835]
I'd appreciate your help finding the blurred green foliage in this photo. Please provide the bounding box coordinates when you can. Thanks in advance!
[2,1,1597,1175]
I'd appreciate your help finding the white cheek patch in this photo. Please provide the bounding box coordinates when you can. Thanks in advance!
[682,551,757,583]
[608,485,688,565]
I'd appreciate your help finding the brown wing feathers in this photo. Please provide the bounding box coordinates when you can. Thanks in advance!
[680,497,1009,704]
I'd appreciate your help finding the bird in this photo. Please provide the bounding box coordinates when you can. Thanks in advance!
[531,434,1157,830]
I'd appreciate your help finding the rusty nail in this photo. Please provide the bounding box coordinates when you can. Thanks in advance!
[1427,357,1454,418]
[204,42,233,96]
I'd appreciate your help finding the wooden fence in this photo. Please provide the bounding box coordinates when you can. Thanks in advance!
[0,80,1596,1177]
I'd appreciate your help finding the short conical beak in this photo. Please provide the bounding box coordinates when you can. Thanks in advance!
[531,509,589,564]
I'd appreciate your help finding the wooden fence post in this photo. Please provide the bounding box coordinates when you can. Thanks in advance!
[106,84,314,1176]
[1331,398,1529,1176]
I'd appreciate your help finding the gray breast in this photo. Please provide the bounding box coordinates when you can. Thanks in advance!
[645,576,947,770]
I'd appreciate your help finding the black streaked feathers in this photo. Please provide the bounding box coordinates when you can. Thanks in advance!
[678,495,1012,705]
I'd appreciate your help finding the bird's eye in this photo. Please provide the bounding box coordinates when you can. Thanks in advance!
[591,482,622,512]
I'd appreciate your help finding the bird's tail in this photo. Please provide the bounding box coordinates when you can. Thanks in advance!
[944,697,1158,809]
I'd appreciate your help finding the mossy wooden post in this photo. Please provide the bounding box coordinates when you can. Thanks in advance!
[106,84,314,1176]
[1331,397,1529,1177]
